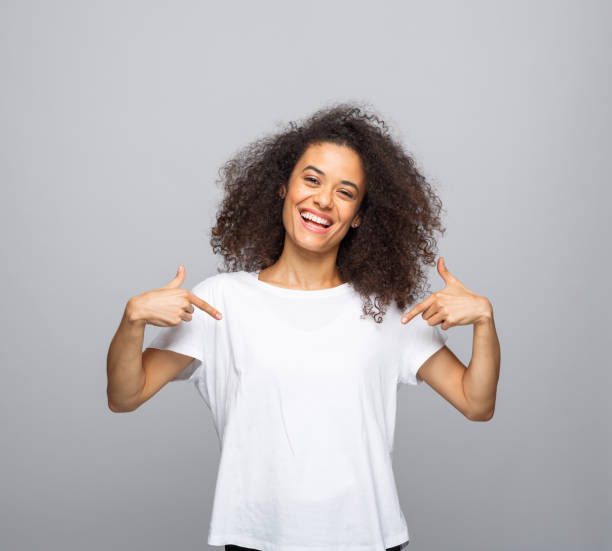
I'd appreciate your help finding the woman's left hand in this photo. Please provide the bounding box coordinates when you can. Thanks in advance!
[401,257,493,330]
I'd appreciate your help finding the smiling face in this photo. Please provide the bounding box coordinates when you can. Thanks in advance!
[279,141,366,253]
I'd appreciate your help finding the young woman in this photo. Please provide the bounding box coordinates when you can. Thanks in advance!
[107,103,500,551]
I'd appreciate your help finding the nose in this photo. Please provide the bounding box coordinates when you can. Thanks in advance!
[314,185,333,210]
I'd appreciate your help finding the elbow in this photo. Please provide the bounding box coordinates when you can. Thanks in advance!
[467,407,495,422]
[108,399,137,413]
[108,400,122,413]
[107,385,141,413]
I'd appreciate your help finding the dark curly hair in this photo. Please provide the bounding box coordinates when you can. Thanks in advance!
[210,101,446,323]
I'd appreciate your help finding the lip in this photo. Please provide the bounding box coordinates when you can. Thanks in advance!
[298,210,333,234]
[298,207,333,225]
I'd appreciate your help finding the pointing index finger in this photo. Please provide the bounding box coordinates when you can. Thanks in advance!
[401,297,430,324]
[187,291,223,320]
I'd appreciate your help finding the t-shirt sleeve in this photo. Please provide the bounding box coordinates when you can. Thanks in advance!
[398,313,449,386]
[144,279,213,384]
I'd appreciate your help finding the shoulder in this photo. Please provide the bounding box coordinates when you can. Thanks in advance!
[190,271,247,296]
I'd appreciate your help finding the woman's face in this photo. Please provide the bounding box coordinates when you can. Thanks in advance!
[280,141,366,253]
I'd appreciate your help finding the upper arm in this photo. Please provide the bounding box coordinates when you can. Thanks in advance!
[112,348,196,411]
[123,279,216,411]
[415,345,475,420]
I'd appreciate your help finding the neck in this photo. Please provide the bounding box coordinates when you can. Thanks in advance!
[258,241,344,290]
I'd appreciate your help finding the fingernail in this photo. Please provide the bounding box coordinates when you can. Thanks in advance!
[216,312,222,319]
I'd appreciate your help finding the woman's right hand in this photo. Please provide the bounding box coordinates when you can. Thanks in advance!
[126,265,222,327]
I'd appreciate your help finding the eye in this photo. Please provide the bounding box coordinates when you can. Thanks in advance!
[304,177,319,184]
[340,190,354,198]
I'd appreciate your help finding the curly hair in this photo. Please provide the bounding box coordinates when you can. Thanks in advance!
[210,101,446,323]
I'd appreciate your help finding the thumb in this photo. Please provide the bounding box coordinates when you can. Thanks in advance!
[437,256,454,284]
[163,264,185,289]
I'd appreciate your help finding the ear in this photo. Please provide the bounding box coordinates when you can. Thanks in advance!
[351,211,362,228]
[278,183,287,199]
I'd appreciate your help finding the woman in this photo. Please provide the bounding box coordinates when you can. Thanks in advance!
[107,102,500,551]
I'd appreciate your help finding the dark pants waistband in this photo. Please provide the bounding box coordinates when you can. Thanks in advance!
[225,543,408,551]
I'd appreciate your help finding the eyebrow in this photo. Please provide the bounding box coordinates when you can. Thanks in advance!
[302,165,359,194]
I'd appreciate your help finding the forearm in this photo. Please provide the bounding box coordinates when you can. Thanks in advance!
[462,302,500,420]
[106,301,147,411]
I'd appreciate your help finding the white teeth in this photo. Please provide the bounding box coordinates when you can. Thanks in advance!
[300,211,331,226]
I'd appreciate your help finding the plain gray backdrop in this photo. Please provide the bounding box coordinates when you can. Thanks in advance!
[1,1,609,550]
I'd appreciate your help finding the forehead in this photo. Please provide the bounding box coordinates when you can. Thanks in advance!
[295,142,365,184]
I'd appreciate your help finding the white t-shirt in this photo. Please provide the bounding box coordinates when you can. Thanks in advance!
[146,270,448,551]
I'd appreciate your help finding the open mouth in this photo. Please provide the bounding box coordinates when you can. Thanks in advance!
[299,210,333,232]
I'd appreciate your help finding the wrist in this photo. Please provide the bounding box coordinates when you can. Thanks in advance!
[474,297,493,327]
[125,299,147,327]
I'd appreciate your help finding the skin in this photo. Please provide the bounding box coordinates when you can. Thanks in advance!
[109,141,500,419]
[401,257,500,421]
[261,141,500,422]
[107,265,222,412]
[108,142,367,412]
[258,141,365,290]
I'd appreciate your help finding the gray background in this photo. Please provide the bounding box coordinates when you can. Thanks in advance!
[1,1,609,550]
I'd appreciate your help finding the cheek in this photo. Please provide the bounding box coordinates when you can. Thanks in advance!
[282,199,300,225]
[289,186,310,203]
[339,207,357,223]
[285,191,309,215]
